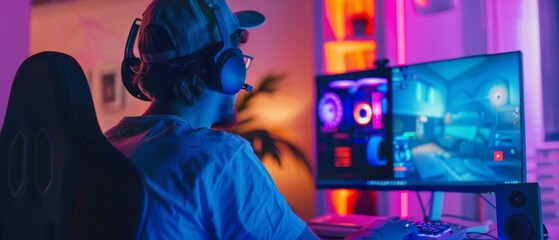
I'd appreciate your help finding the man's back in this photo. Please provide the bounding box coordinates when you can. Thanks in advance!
[105,115,306,239]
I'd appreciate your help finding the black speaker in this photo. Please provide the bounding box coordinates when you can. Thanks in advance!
[496,183,544,240]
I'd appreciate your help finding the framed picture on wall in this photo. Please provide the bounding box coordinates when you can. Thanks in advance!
[96,63,125,113]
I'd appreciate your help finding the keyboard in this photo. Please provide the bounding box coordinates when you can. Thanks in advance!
[413,220,452,238]
[308,214,468,240]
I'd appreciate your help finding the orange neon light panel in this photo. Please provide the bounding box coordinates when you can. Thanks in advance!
[324,41,376,74]
[324,0,375,40]
[330,189,358,215]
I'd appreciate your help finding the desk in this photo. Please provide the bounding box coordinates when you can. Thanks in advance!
[308,214,558,239]
[449,222,558,239]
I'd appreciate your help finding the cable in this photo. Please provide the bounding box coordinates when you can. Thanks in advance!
[544,224,549,240]
[467,221,498,239]
[440,213,478,222]
[477,193,496,209]
[415,191,428,221]
[486,227,498,234]
[466,232,498,240]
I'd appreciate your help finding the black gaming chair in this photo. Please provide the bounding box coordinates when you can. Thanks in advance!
[0,52,147,239]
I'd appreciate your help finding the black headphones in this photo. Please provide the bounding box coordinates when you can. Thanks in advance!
[121,2,252,101]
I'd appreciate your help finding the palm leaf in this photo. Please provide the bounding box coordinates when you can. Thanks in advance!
[235,116,256,128]
[227,72,312,173]
[236,72,286,112]
[239,129,312,172]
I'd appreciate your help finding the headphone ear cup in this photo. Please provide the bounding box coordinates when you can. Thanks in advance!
[215,48,246,95]
[121,57,152,101]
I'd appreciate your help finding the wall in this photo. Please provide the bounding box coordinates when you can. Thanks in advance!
[227,0,315,221]
[378,0,479,220]
[0,1,30,127]
[537,0,559,224]
[485,0,542,158]
[30,0,152,131]
[31,0,316,221]
[539,0,559,143]
[379,0,544,223]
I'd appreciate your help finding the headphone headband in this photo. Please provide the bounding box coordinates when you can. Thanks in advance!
[210,4,234,62]
[121,1,252,101]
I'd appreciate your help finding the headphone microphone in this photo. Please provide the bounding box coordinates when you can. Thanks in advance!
[243,83,253,92]
[121,1,252,102]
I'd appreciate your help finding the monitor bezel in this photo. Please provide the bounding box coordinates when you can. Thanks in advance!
[314,51,526,193]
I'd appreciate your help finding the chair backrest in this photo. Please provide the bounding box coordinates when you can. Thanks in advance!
[0,52,147,240]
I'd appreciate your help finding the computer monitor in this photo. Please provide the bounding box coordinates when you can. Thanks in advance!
[315,51,525,193]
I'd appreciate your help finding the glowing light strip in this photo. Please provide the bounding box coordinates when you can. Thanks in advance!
[331,189,357,215]
[401,191,409,217]
[396,0,409,218]
[329,77,387,90]
[396,0,406,64]
[372,92,383,129]
[329,80,355,89]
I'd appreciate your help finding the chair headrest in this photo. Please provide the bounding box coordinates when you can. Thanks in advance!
[1,51,101,140]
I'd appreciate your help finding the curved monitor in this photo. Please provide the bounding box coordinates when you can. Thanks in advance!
[315,51,525,193]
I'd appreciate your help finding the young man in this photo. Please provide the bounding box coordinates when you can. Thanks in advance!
[106,0,413,239]
[105,0,319,238]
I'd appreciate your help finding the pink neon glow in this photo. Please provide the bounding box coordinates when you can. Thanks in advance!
[414,0,428,7]
[348,78,388,94]
[396,0,406,64]
[330,78,387,90]
[318,92,344,129]
[329,80,355,89]
[396,0,408,216]
[400,191,409,217]
[372,92,383,129]
[358,77,388,86]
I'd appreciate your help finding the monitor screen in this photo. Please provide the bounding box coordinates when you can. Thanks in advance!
[315,51,525,192]
[315,68,394,187]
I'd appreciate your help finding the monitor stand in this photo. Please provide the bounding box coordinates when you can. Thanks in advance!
[429,191,444,221]
[428,191,489,233]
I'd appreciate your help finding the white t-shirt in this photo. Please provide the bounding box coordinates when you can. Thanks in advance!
[105,115,306,239]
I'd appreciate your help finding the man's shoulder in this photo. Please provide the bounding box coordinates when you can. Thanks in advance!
[186,128,248,151]
[104,116,250,163]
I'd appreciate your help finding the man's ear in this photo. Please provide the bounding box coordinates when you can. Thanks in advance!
[239,29,249,44]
